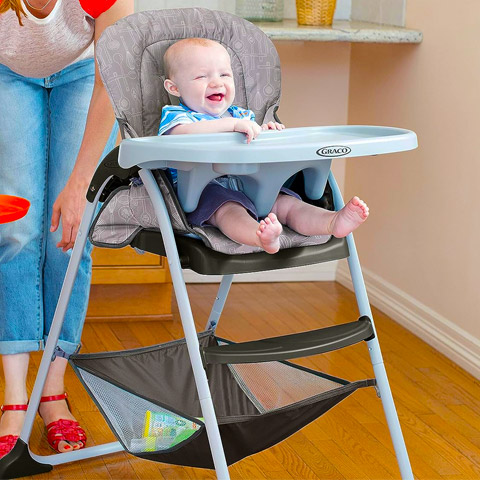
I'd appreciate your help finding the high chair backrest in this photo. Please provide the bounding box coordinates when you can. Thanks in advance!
[96,8,282,139]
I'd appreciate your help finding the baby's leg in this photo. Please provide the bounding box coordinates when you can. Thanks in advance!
[272,195,369,238]
[208,202,282,254]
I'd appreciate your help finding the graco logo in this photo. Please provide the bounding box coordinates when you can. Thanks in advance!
[316,146,351,157]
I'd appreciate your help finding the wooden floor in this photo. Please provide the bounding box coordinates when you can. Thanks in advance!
[4,282,480,480]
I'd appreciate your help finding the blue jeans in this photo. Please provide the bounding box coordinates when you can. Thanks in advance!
[0,59,117,355]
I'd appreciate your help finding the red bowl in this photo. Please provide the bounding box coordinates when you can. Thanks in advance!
[0,195,31,224]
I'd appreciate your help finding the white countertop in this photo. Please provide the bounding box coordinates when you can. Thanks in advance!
[254,19,422,43]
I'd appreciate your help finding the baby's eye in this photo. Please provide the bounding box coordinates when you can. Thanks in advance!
[221,73,232,77]
[195,75,206,80]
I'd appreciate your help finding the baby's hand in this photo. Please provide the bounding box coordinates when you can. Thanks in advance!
[233,119,262,143]
[261,121,285,131]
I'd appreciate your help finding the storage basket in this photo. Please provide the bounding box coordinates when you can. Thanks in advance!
[296,0,336,26]
[235,0,284,22]
[70,331,375,468]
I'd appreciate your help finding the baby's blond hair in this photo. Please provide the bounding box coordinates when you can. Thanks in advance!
[163,38,224,79]
[0,0,26,26]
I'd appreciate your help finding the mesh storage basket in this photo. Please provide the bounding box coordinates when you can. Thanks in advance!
[70,332,375,468]
[296,0,336,26]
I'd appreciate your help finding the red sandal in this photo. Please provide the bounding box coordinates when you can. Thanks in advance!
[40,393,86,452]
[0,403,28,459]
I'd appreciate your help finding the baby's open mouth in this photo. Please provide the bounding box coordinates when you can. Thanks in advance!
[207,93,224,102]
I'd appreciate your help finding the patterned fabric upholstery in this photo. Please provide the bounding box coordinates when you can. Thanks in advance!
[89,175,331,254]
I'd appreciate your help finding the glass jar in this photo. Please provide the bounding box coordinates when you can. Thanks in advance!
[235,0,284,22]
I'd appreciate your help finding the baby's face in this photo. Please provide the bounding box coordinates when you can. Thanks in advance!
[169,44,235,117]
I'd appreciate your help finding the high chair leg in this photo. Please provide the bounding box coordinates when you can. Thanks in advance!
[347,233,413,480]
[205,274,234,332]
[140,169,230,480]
[329,173,414,480]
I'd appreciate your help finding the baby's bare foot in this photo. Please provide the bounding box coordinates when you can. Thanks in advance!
[330,196,369,238]
[256,213,282,254]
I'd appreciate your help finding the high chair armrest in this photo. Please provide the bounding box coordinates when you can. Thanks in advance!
[86,146,140,203]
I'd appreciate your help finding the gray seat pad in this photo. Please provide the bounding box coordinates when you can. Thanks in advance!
[89,172,330,255]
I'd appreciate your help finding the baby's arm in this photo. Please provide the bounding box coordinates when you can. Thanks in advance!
[169,118,262,143]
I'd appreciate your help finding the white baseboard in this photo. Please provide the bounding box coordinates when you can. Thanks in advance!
[184,261,338,283]
[336,261,480,379]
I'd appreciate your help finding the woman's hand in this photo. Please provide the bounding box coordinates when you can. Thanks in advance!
[233,119,262,143]
[261,121,285,131]
[50,175,89,252]
[48,2,134,252]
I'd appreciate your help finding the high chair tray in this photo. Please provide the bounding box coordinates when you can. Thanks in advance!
[118,125,417,216]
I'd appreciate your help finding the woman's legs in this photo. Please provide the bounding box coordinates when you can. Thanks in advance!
[39,60,116,450]
[37,357,79,451]
[0,60,116,452]
[0,65,49,443]
[0,355,79,452]
[43,59,96,355]
[0,65,49,353]
[0,355,29,438]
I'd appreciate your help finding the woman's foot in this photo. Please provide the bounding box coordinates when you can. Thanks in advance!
[329,196,369,238]
[256,213,283,254]
[38,393,86,452]
[0,401,28,458]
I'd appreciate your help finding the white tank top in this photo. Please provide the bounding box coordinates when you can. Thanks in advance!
[0,0,95,78]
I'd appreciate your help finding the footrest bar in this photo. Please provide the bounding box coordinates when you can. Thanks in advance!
[202,316,374,365]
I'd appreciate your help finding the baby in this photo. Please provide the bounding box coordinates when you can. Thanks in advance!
[159,38,368,254]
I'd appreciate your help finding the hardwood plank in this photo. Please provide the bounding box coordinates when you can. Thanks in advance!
[102,452,139,479]
[80,455,112,480]
[313,440,371,480]
[285,431,346,479]
[230,457,268,479]
[417,413,480,477]
[252,446,295,480]
[158,465,191,480]
[128,455,165,479]
[183,466,217,480]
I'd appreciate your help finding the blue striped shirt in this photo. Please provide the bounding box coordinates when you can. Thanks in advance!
[158,103,256,184]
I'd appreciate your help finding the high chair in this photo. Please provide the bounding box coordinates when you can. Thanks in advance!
[0,8,417,480]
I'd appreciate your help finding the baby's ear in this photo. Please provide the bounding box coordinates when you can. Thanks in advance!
[164,78,180,97]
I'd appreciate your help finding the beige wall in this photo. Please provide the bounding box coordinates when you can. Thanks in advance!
[275,41,351,190]
[346,1,480,369]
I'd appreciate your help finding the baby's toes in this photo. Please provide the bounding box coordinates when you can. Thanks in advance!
[360,202,369,215]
